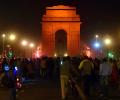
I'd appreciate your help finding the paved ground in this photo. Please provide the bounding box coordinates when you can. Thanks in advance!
[1,79,120,100]
[0,79,62,100]
[18,79,61,100]
[0,88,11,100]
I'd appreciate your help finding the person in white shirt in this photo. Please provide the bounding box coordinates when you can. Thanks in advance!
[99,58,112,97]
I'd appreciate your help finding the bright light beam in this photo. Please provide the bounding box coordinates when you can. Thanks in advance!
[94,42,100,48]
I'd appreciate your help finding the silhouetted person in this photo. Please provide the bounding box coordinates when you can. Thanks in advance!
[99,58,112,97]
[78,56,94,98]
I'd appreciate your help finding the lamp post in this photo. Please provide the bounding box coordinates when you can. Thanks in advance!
[104,38,112,57]
[29,43,35,58]
[2,34,6,52]
[95,34,99,40]
[94,34,100,57]
[21,40,28,57]
[9,34,16,55]
[104,38,111,46]
[9,34,16,41]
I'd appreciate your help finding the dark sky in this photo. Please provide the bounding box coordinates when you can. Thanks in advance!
[0,0,120,44]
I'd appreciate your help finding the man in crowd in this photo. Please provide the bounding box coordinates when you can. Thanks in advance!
[78,56,94,98]
[99,58,112,97]
[60,57,73,100]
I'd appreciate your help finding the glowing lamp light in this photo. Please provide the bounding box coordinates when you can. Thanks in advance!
[64,53,68,57]
[94,42,100,48]
[104,38,111,45]
[29,43,34,48]
[95,34,99,38]
[21,40,28,46]
[2,34,6,38]
[54,53,57,57]
[9,34,16,41]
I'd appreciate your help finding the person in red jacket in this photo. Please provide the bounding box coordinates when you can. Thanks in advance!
[111,59,119,86]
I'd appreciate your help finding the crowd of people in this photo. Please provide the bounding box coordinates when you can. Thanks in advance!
[60,56,120,100]
[0,57,60,80]
[0,56,120,100]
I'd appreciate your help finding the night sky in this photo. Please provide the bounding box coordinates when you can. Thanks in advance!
[0,0,120,45]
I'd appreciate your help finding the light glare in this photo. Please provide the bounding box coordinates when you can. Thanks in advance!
[95,34,99,38]
[104,38,111,45]
[21,40,28,46]
[64,53,68,57]
[9,34,16,41]
[94,42,100,48]
[2,34,6,38]
[29,43,34,48]
[54,53,57,57]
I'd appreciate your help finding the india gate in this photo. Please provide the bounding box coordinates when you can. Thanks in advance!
[42,5,80,57]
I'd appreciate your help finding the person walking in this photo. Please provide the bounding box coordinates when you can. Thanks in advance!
[78,56,94,98]
[60,57,73,100]
[99,58,112,97]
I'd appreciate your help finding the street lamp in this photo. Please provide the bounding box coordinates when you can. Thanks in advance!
[54,53,57,57]
[104,38,112,57]
[29,43,34,48]
[94,42,100,49]
[21,40,28,57]
[9,34,16,54]
[104,38,111,46]
[64,53,68,57]
[29,43,35,58]
[95,34,99,42]
[9,34,16,41]
[94,34,101,57]
[95,34,99,39]
[2,34,6,38]
[21,40,28,46]
[2,34,6,52]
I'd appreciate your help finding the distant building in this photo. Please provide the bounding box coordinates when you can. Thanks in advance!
[41,5,81,57]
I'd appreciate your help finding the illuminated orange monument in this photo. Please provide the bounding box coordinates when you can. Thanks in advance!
[42,5,80,56]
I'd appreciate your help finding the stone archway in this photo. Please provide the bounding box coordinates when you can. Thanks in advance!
[42,5,81,57]
[55,30,67,56]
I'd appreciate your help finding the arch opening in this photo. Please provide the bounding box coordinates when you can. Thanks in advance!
[55,30,67,56]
